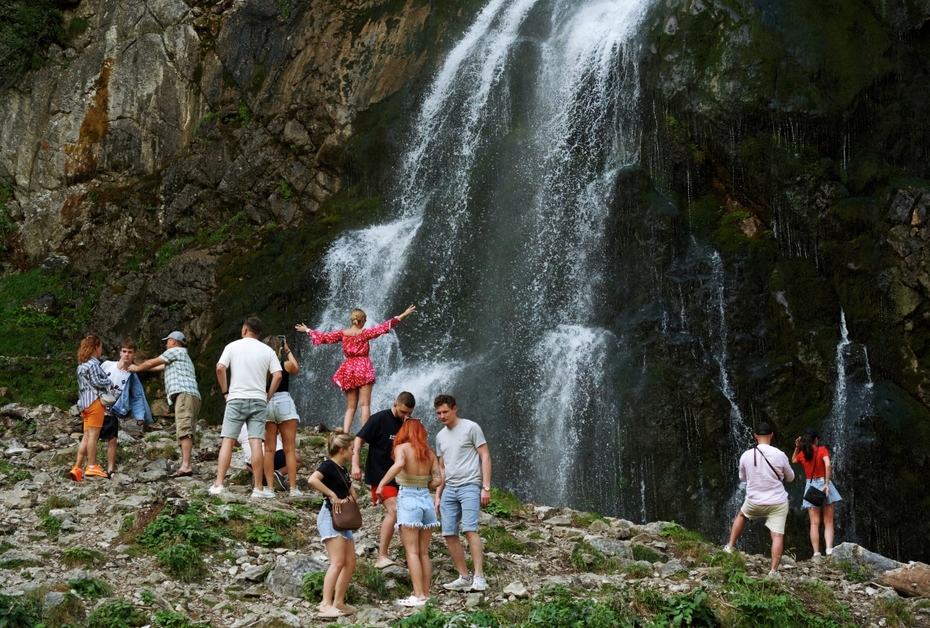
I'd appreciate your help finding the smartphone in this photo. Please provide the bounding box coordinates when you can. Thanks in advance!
[278,335,286,342]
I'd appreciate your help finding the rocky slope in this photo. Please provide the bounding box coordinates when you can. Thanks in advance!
[1,402,929,627]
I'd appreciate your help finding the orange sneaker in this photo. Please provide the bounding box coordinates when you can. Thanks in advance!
[85,465,109,478]
[69,466,83,482]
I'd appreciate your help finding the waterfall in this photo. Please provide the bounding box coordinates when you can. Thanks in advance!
[295,0,652,512]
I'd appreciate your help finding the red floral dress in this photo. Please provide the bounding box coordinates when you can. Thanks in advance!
[307,318,399,391]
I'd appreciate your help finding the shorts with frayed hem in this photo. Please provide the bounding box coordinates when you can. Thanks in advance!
[396,486,440,530]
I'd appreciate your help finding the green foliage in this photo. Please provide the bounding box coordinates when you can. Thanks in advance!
[624,563,653,579]
[571,511,609,527]
[354,561,389,598]
[42,590,85,628]
[484,488,520,519]
[9,469,30,482]
[85,599,147,628]
[40,514,62,537]
[245,524,283,547]
[660,522,705,543]
[278,179,292,200]
[261,510,298,532]
[237,104,251,125]
[632,544,666,563]
[61,547,105,567]
[204,211,248,245]
[653,590,717,627]
[836,560,870,583]
[156,543,207,583]
[394,603,498,628]
[137,503,222,551]
[155,237,194,269]
[66,16,88,37]
[570,540,622,573]
[69,577,112,599]
[153,610,204,628]
[875,598,911,627]
[301,571,326,603]
[723,569,848,627]
[482,526,528,554]
[119,515,134,535]
[524,586,631,628]
[139,590,155,606]
[0,592,42,627]
[0,0,64,89]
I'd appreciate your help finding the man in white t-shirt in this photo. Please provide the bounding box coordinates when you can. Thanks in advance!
[434,394,492,593]
[99,338,142,477]
[211,316,282,498]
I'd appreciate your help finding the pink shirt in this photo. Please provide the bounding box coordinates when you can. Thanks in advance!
[738,444,795,505]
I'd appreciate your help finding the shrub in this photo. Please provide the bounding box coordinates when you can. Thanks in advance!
[0,592,42,627]
[483,488,520,519]
[85,598,147,628]
[62,547,105,567]
[156,543,207,583]
[137,503,222,551]
[153,609,203,628]
[302,571,326,603]
[482,526,528,554]
[394,603,499,628]
[631,544,666,563]
[525,585,631,628]
[69,577,112,599]
[246,524,283,547]
[0,0,64,90]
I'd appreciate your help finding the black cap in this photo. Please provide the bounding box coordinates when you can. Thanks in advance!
[754,422,774,435]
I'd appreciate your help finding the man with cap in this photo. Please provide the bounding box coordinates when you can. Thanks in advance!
[131,331,201,477]
[724,422,795,579]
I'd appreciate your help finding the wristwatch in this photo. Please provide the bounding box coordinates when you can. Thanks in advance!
[482,485,491,491]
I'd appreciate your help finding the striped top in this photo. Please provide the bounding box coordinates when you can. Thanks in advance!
[160,347,200,405]
[77,357,112,412]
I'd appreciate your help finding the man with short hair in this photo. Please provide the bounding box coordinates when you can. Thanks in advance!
[434,394,492,592]
[724,422,795,579]
[100,338,151,477]
[212,317,282,498]
[351,391,416,569]
[131,331,201,477]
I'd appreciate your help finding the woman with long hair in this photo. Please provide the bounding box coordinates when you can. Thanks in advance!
[262,335,301,494]
[307,429,358,619]
[295,304,415,432]
[376,418,442,607]
[792,427,843,557]
[71,335,115,481]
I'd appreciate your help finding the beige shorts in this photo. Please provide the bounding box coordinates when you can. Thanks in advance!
[174,393,201,439]
[741,499,789,535]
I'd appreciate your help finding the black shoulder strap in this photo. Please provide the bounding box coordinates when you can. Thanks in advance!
[754,445,783,481]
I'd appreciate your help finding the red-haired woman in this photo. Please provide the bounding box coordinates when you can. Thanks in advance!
[377,418,442,607]
[295,304,415,433]
[71,335,115,481]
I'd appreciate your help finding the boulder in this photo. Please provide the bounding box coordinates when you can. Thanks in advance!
[264,555,327,599]
[882,562,930,598]
[830,543,903,578]
[503,581,529,598]
[585,536,631,559]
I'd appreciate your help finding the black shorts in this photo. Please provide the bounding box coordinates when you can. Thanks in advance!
[246,450,287,470]
[99,413,119,441]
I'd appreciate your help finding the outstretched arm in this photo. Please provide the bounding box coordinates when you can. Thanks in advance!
[131,357,166,373]
[396,304,416,321]
[295,323,343,345]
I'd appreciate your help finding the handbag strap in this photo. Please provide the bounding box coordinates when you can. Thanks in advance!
[753,445,783,481]
[333,460,352,500]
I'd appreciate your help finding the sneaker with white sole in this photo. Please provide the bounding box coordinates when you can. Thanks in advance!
[471,575,487,591]
[723,545,733,554]
[289,487,304,497]
[252,488,275,499]
[443,575,473,591]
[273,470,287,491]
[765,570,781,580]
[208,484,225,496]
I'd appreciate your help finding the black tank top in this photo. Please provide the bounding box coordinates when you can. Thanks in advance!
[268,369,290,393]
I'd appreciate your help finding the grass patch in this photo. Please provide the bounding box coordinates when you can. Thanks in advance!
[61,547,105,567]
[69,577,112,599]
[0,592,42,626]
[354,561,389,598]
[836,559,870,583]
[395,603,500,627]
[482,526,528,554]
[631,544,666,563]
[483,488,520,519]
[570,540,622,573]
[875,598,912,627]
[571,511,608,527]
[157,543,208,582]
[86,598,147,628]
[246,524,283,547]
[153,609,205,627]
[624,562,654,578]
[660,521,705,543]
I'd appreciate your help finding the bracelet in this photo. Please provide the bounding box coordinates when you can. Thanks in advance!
[222,391,228,395]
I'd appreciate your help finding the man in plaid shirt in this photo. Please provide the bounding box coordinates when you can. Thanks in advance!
[132,331,201,477]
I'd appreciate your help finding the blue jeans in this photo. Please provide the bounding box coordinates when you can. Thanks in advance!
[440,484,480,537]
[396,486,440,529]
[221,399,266,440]
[317,505,355,542]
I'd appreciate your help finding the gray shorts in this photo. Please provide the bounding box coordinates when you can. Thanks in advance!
[266,392,299,424]
[221,399,266,440]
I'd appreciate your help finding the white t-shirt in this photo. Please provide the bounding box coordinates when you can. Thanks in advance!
[237,425,283,465]
[217,337,282,401]
[436,418,487,487]
[101,361,132,394]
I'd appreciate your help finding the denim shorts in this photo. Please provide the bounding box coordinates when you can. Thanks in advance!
[266,392,299,424]
[803,478,843,509]
[317,504,355,542]
[221,399,267,440]
[396,486,440,530]
[440,484,480,537]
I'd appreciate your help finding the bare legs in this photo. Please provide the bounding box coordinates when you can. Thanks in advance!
[106,437,117,473]
[726,510,747,550]
[807,504,835,554]
[445,531,484,578]
[727,509,784,571]
[400,526,433,599]
[76,426,102,469]
[375,497,398,568]
[342,385,374,432]
[321,536,356,614]
[279,419,299,489]
[214,436,264,490]
[263,422,279,490]
[178,435,194,473]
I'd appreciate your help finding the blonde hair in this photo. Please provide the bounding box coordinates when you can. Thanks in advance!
[327,428,354,456]
[350,308,366,326]
[78,334,102,363]
[263,335,282,357]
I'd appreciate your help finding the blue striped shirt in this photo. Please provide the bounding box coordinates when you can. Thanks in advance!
[77,357,112,412]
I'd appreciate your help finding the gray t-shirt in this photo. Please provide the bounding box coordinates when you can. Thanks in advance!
[435,418,486,487]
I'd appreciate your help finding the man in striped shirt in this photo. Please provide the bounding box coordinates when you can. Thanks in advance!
[131,331,201,477]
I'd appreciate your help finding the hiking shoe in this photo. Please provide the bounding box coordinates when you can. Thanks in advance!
[208,484,225,496]
[723,545,733,554]
[825,548,834,556]
[273,470,287,491]
[443,575,473,591]
[471,575,487,591]
[289,487,304,497]
[252,488,275,499]
[85,465,109,478]
[765,570,781,580]
[69,466,83,482]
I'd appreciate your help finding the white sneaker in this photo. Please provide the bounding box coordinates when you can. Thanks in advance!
[208,484,224,496]
[289,487,304,497]
[395,595,422,607]
[471,575,487,591]
[812,552,822,557]
[723,545,733,554]
[443,575,473,591]
[766,570,781,580]
[825,548,833,556]
[252,488,275,499]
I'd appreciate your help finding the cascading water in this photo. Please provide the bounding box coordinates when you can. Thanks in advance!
[295,0,653,514]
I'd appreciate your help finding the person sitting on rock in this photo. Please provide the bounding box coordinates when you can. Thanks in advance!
[238,424,303,490]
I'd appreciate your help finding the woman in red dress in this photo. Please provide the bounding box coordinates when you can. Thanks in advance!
[296,304,415,432]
